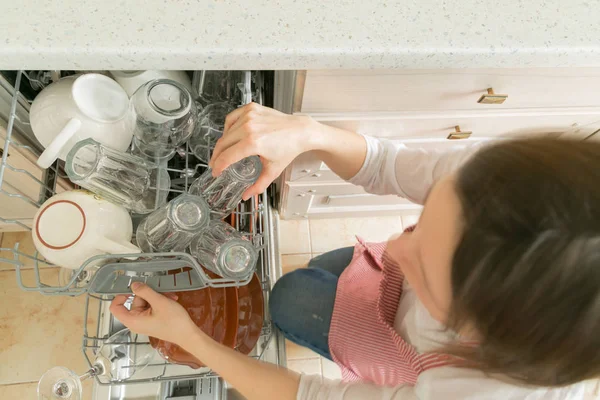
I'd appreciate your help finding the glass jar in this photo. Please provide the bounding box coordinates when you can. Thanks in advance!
[188,156,262,218]
[136,194,210,253]
[189,220,258,280]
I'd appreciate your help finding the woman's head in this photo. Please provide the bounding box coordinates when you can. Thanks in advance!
[391,138,600,386]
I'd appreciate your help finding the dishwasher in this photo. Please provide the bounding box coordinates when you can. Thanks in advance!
[0,70,287,400]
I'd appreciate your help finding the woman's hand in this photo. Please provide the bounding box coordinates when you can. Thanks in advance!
[209,103,321,200]
[109,282,198,346]
[111,284,301,400]
[209,103,367,198]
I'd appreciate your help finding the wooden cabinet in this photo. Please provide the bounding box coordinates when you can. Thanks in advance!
[282,182,422,219]
[288,137,488,185]
[276,69,600,220]
[301,69,600,113]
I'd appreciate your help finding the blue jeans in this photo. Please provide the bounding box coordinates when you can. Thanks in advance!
[269,247,355,361]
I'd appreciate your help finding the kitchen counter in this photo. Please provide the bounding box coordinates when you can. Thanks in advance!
[2,0,600,70]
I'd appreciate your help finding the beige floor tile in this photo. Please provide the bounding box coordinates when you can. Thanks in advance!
[281,254,312,275]
[285,339,321,360]
[0,381,38,400]
[0,231,50,271]
[321,357,342,380]
[287,357,322,377]
[278,219,311,255]
[309,216,403,254]
[0,380,92,400]
[0,269,98,385]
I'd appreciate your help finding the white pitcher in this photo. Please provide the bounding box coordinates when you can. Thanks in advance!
[30,73,133,169]
[32,190,141,270]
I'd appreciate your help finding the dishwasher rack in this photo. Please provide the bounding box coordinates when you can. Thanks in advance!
[0,70,284,385]
[82,194,280,385]
[81,190,278,385]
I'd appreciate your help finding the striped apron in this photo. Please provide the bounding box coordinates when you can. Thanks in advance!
[328,229,452,386]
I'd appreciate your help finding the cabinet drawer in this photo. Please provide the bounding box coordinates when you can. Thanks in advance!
[301,69,600,113]
[316,111,600,141]
[282,182,421,219]
[289,137,487,184]
[288,112,600,184]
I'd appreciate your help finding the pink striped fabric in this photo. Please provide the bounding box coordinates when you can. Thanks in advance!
[329,230,452,386]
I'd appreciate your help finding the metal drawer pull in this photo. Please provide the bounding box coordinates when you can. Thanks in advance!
[477,87,508,104]
[325,193,374,204]
[447,125,472,140]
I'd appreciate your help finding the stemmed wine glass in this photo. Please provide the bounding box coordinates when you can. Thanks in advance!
[37,328,153,400]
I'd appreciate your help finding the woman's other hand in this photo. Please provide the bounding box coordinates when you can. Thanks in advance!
[209,103,320,200]
[109,282,198,346]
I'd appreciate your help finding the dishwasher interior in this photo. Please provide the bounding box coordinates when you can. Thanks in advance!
[0,70,285,400]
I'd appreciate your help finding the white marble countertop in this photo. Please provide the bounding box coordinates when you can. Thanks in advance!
[2,0,600,70]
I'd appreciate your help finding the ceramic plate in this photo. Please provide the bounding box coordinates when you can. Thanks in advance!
[149,287,213,369]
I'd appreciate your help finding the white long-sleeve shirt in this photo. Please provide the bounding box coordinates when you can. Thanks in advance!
[297,135,598,400]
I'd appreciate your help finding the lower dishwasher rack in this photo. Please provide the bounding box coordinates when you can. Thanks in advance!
[84,192,285,385]
[91,200,286,400]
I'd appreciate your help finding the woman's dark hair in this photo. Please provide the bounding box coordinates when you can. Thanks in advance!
[447,137,600,386]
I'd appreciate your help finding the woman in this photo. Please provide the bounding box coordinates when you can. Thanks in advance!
[111,103,600,399]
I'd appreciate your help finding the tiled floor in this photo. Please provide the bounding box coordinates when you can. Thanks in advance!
[0,232,93,399]
[279,214,416,381]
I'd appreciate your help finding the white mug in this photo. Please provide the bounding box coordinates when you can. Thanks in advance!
[32,190,141,270]
[109,70,192,98]
[30,73,133,169]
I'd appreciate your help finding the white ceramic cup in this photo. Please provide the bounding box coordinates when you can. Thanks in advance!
[109,70,192,98]
[32,190,141,270]
[30,73,133,169]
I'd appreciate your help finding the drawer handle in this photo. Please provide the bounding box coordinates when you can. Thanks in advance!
[447,126,472,140]
[477,87,508,104]
[325,193,373,204]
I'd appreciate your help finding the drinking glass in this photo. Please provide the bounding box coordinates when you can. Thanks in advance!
[66,138,170,214]
[136,194,210,253]
[192,71,250,106]
[129,79,198,160]
[190,220,258,279]
[189,102,235,164]
[188,156,262,218]
[38,329,152,400]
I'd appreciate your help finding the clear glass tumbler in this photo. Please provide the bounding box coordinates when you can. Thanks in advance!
[189,220,258,280]
[189,102,235,164]
[66,138,170,214]
[188,156,262,218]
[129,79,198,161]
[136,194,210,253]
[191,71,250,106]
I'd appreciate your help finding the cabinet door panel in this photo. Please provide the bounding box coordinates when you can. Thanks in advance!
[302,69,600,113]
[282,183,421,219]
[287,112,600,185]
